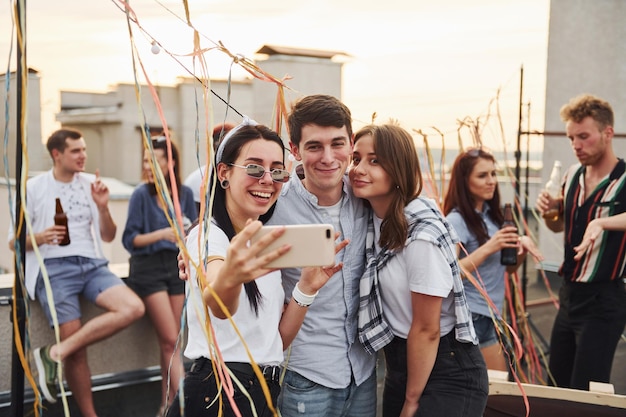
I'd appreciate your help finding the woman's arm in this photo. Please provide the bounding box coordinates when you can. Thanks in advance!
[132,228,177,247]
[122,187,177,249]
[401,292,442,417]
[506,235,544,273]
[458,226,518,275]
[203,221,289,318]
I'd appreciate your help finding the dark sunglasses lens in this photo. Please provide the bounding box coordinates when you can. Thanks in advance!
[272,170,290,183]
[246,164,266,178]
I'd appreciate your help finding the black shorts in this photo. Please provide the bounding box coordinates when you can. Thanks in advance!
[127,250,184,297]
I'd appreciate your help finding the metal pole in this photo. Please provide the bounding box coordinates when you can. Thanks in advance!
[11,0,27,415]
[512,65,524,354]
[522,102,531,305]
[515,65,523,207]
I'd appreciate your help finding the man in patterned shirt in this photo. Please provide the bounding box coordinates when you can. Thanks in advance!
[8,128,144,416]
[536,94,626,390]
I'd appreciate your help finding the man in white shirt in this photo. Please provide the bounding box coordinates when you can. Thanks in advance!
[8,128,145,417]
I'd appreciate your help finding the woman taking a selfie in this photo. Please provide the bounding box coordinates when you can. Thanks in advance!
[167,121,344,417]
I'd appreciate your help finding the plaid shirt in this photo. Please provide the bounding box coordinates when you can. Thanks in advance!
[358,197,477,354]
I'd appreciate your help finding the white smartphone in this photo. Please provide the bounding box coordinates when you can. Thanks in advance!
[250,224,336,268]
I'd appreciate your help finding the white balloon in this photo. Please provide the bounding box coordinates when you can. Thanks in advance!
[150,41,160,55]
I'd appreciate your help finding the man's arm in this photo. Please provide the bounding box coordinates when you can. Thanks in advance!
[91,169,116,242]
[8,225,68,251]
[97,206,117,242]
[573,212,626,260]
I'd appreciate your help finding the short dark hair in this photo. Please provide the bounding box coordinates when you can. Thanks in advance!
[287,94,352,147]
[46,128,83,157]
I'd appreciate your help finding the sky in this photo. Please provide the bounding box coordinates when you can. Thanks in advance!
[0,0,551,152]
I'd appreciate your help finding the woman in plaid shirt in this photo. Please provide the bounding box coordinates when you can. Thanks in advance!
[352,123,488,417]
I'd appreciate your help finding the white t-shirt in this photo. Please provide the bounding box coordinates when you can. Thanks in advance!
[373,215,456,339]
[184,165,208,204]
[47,177,97,259]
[184,222,285,365]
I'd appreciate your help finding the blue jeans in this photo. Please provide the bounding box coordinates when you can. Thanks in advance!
[278,369,377,417]
[382,332,488,417]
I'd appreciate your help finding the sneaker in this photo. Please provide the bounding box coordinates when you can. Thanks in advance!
[33,345,58,403]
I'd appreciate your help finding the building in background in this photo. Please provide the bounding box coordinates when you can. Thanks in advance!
[54,45,347,185]
[0,68,47,178]
[0,44,347,274]
[540,0,626,266]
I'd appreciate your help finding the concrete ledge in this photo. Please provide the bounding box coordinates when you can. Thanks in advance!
[0,365,161,408]
[0,367,164,416]
[0,263,161,393]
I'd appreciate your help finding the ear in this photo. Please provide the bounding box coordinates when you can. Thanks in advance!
[604,125,614,140]
[289,142,302,162]
[216,162,230,182]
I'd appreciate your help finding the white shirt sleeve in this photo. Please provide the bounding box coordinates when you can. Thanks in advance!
[405,239,453,298]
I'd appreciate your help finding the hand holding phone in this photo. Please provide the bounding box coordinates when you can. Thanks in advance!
[251,224,336,269]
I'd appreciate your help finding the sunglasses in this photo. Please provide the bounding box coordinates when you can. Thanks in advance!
[228,163,290,183]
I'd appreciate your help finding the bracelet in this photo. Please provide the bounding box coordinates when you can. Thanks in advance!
[292,282,319,307]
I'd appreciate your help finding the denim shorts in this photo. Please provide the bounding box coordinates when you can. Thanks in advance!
[35,256,125,326]
[472,313,499,348]
[127,250,183,297]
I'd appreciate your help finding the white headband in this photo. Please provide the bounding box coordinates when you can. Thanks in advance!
[215,116,258,164]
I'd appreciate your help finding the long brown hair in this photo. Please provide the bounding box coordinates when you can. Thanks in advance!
[443,148,503,244]
[354,123,422,251]
[212,124,286,314]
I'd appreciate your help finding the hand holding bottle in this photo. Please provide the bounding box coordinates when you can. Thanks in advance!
[500,203,518,265]
[39,225,71,246]
[54,198,71,246]
[541,161,562,220]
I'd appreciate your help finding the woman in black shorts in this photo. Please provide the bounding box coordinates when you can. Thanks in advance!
[122,135,197,416]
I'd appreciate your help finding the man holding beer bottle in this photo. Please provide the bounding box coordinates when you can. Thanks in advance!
[8,128,144,417]
[536,94,626,391]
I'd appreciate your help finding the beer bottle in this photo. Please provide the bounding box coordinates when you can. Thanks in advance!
[500,203,517,266]
[542,160,562,221]
[54,198,71,246]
